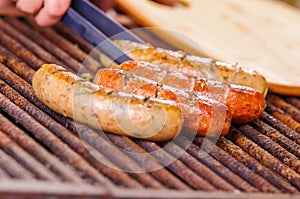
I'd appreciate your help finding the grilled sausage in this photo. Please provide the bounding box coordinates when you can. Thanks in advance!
[100,40,268,97]
[32,64,183,141]
[117,61,266,124]
[94,67,232,137]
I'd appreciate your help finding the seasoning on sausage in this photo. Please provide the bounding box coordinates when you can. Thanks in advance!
[94,67,232,137]
[109,60,266,124]
[32,64,183,141]
[100,40,268,97]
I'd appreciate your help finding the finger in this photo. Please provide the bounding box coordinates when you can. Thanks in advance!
[0,0,14,7]
[16,0,43,14]
[34,0,71,27]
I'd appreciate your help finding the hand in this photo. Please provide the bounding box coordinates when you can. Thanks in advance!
[17,0,71,27]
[0,0,71,27]
[0,0,115,27]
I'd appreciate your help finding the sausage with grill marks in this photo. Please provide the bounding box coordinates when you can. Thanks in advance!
[111,60,266,124]
[32,64,183,141]
[100,40,268,97]
[94,67,232,137]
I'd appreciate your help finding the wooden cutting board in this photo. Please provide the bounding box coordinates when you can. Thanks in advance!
[115,0,300,96]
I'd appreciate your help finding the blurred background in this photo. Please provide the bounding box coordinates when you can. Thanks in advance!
[280,0,300,7]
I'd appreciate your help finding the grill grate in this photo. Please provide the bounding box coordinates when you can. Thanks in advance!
[0,16,300,198]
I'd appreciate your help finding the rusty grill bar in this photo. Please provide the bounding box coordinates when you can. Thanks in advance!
[0,16,300,198]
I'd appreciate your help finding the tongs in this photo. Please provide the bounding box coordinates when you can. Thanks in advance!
[61,0,145,64]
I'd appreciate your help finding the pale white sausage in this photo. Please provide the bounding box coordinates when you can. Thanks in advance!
[32,64,183,141]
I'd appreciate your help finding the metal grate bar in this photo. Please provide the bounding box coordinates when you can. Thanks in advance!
[106,134,191,190]
[0,44,35,83]
[0,64,143,188]
[0,179,108,198]
[25,18,101,73]
[0,18,65,67]
[74,127,165,188]
[175,136,258,192]
[194,137,280,193]
[0,167,10,178]
[268,94,300,123]
[5,18,93,73]
[252,120,300,158]
[0,30,44,70]
[261,112,300,143]
[0,90,109,185]
[238,125,300,174]
[227,127,300,190]
[266,102,300,134]
[0,129,59,181]
[136,140,217,191]
[0,56,161,188]
[53,20,104,65]
[160,141,237,191]
[0,113,87,183]
[0,147,33,179]
[217,137,298,193]
[54,22,96,54]
[285,97,300,109]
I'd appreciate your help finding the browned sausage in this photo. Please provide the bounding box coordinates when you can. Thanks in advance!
[94,67,232,137]
[100,40,268,97]
[116,60,266,124]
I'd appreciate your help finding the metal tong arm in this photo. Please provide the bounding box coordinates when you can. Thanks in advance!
[71,0,145,43]
[62,0,145,64]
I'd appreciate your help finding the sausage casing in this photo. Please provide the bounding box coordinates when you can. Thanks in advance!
[100,40,268,97]
[94,67,232,137]
[32,64,183,141]
[111,60,266,124]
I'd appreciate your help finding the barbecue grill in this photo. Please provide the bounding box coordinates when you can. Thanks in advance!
[0,9,300,199]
